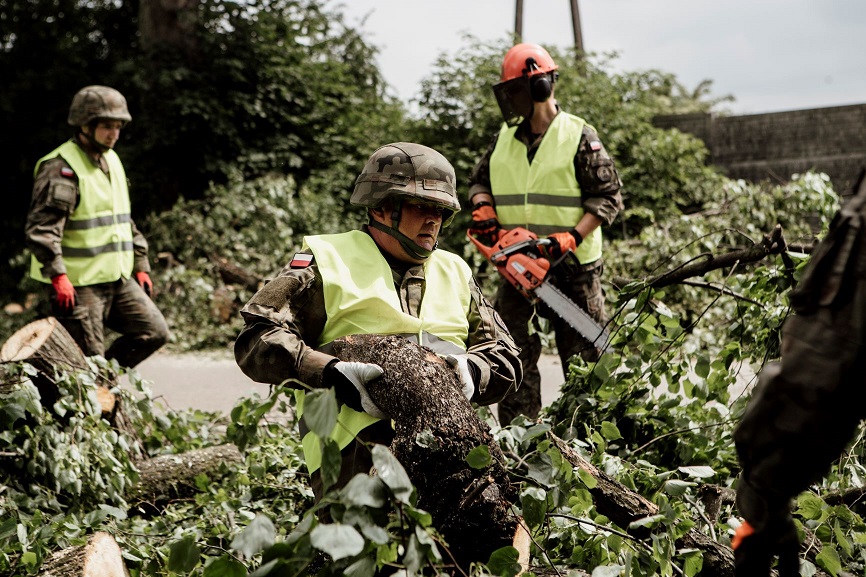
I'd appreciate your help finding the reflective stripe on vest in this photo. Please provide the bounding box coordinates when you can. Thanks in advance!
[490,112,603,264]
[30,141,134,285]
[297,230,473,472]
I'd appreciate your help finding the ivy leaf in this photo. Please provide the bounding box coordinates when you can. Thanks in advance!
[592,565,626,577]
[815,545,841,576]
[678,465,715,479]
[341,474,388,508]
[98,503,127,521]
[695,357,710,379]
[680,549,704,577]
[303,389,338,439]
[372,444,413,504]
[577,467,598,490]
[168,535,201,572]
[310,523,364,560]
[319,438,341,494]
[662,479,695,496]
[600,421,622,441]
[796,493,826,521]
[487,546,522,577]
[521,487,548,528]
[231,515,276,558]
[204,555,246,577]
[465,445,492,469]
[343,556,376,577]
[629,514,665,529]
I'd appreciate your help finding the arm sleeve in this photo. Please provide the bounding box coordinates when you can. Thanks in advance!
[131,220,151,273]
[467,133,500,204]
[464,277,523,405]
[25,158,78,279]
[575,126,624,227]
[233,261,336,388]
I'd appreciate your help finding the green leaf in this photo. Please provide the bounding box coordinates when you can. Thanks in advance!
[662,479,695,496]
[304,389,338,439]
[796,493,826,521]
[600,421,622,441]
[521,487,547,527]
[578,467,598,489]
[231,515,276,558]
[98,503,127,520]
[680,549,703,577]
[695,357,710,379]
[628,514,665,529]
[168,535,201,572]
[319,438,341,494]
[310,523,364,560]
[815,545,841,576]
[204,555,246,577]
[465,445,492,469]
[371,445,414,504]
[415,429,440,450]
[487,546,522,577]
[343,556,376,577]
[341,474,388,508]
[592,565,625,577]
[21,551,38,569]
[678,465,715,479]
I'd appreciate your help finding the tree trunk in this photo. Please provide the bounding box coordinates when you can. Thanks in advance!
[37,532,129,577]
[330,334,517,567]
[127,444,243,511]
[548,434,735,577]
[1,318,143,456]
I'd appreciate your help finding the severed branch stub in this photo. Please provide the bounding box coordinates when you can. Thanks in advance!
[330,334,518,567]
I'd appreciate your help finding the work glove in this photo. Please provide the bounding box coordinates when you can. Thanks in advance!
[50,273,77,313]
[325,360,387,420]
[445,354,478,401]
[732,518,799,577]
[134,271,153,297]
[468,201,502,246]
[545,229,582,259]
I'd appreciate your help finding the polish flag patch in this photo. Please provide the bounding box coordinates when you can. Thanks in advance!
[60,167,75,178]
[289,253,314,268]
[589,140,603,152]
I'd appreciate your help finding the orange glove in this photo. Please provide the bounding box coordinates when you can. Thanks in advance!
[546,229,582,258]
[51,273,77,313]
[732,518,799,577]
[468,202,502,244]
[731,520,754,550]
[135,271,153,297]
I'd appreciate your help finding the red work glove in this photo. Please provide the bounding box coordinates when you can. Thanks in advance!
[468,202,502,245]
[51,273,77,313]
[545,229,583,258]
[732,519,800,577]
[134,271,153,297]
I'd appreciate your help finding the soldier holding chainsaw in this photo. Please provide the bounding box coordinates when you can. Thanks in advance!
[235,142,522,500]
[468,43,623,424]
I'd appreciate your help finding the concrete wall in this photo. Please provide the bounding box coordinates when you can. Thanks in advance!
[654,104,866,195]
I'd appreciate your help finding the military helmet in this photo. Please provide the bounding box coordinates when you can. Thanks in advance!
[351,143,461,221]
[67,85,132,127]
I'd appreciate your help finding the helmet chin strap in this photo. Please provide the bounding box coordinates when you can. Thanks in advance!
[79,126,111,153]
[369,198,436,261]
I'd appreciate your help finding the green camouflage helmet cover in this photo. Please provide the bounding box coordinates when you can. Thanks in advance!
[68,85,132,126]
[351,142,461,218]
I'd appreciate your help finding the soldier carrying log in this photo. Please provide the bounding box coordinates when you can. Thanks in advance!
[234,142,523,501]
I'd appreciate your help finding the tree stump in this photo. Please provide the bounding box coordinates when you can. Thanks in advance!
[330,334,517,567]
[37,531,129,577]
[1,317,143,456]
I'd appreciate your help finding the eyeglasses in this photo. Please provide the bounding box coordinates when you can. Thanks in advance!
[404,201,446,218]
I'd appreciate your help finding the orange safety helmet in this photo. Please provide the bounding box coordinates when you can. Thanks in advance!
[500,43,558,82]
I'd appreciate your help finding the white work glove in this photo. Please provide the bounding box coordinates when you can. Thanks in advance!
[445,354,476,401]
[327,361,387,419]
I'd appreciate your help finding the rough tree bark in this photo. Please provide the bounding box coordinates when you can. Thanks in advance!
[37,532,129,577]
[330,334,518,567]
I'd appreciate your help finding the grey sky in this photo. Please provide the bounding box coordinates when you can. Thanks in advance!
[330,0,866,115]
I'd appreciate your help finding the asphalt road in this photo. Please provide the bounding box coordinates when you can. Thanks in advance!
[131,350,567,416]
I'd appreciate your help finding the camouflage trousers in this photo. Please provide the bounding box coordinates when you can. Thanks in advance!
[49,277,170,368]
[494,259,607,425]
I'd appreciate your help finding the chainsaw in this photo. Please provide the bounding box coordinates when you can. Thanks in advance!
[468,227,611,352]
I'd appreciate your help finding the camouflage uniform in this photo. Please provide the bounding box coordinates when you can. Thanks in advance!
[25,140,169,367]
[733,173,866,570]
[469,110,623,424]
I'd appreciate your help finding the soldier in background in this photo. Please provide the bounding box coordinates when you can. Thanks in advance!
[467,43,623,424]
[235,142,522,499]
[733,170,866,576]
[25,85,169,367]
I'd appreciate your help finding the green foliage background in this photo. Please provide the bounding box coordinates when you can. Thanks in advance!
[2,0,864,575]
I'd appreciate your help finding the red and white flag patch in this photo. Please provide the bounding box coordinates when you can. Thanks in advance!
[589,140,603,152]
[289,253,314,268]
[60,167,75,178]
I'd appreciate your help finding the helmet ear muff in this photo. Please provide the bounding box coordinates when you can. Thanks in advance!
[530,74,552,102]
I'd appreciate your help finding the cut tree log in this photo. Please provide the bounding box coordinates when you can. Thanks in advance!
[37,531,129,577]
[128,444,243,511]
[548,434,735,577]
[330,334,517,568]
[0,317,142,455]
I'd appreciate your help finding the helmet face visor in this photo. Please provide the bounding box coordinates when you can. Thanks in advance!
[493,76,533,127]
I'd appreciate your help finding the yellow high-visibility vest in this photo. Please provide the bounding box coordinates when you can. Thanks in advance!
[490,112,602,264]
[297,231,472,472]
[30,141,134,285]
